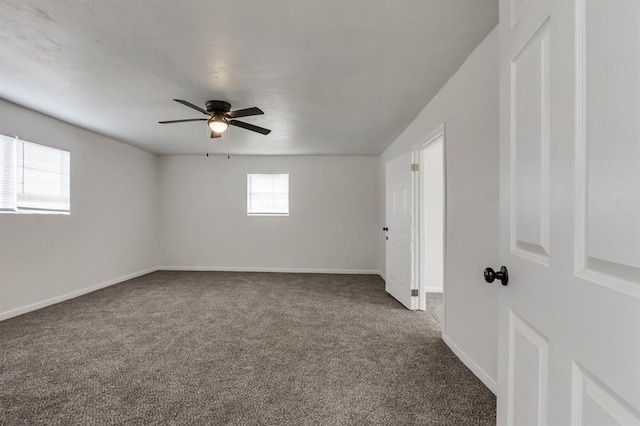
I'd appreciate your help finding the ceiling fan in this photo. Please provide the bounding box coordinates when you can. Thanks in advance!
[159,99,271,138]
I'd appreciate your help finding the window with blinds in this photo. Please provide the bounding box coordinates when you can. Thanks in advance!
[0,135,70,214]
[247,173,289,216]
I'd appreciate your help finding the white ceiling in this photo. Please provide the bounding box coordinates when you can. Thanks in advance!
[0,1,497,156]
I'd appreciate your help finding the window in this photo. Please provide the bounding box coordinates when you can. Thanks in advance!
[247,173,289,216]
[0,135,70,214]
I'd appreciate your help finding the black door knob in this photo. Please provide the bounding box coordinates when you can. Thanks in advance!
[484,266,509,286]
[383,227,388,231]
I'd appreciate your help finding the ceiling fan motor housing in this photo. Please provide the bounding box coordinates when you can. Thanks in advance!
[206,100,231,114]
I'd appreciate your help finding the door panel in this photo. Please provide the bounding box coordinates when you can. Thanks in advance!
[499,0,640,424]
[576,0,640,288]
[385,152,415,309]
[511,19,551,264]
[573,363,640,425]
[509,312,548,426]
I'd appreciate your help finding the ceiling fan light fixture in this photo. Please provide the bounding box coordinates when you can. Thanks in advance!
[208,116,229,133]
[160,99,270,136]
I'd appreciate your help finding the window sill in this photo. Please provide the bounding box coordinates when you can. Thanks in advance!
[0,209,70,215]
[247,213,289,217]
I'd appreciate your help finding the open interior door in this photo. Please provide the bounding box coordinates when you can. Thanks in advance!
[498,0,640,424]
[385,152,417,309]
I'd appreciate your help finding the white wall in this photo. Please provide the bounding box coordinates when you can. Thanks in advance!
[0,99,159,319]
[379,28,500,391]
[159,155,379,272]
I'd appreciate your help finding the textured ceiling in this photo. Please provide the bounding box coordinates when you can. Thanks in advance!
[0,1,497,155]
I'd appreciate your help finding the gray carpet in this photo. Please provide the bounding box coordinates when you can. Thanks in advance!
[426,292,444,325]
[1,271,495,425]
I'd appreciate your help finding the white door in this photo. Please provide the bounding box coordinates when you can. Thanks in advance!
[498,0,640,424]
[385,152,416,309]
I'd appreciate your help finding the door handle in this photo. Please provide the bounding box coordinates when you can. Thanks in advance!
[484,266,509,286]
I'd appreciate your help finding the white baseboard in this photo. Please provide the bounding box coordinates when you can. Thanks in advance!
[443,333,497,395]
[425,286,443,293]
[0,267,158,321]
[158,266,380,275]
[377,271,386,281]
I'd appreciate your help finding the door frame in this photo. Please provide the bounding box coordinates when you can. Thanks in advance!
[412,124,447,330]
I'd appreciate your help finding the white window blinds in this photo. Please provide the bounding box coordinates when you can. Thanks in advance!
[247,173,289,216]
[0,135,70,213]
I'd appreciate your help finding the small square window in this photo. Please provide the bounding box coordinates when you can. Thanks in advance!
[0,135,70,214]
[247,173,289,216]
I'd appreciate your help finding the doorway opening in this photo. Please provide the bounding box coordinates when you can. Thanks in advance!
[415,132,445,327]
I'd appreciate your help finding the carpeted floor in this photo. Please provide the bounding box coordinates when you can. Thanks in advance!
[426,292,444,325]
[1,271,495,425]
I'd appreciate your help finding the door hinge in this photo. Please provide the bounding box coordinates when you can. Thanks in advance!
[411,289,418,297]
[411,163,419,172]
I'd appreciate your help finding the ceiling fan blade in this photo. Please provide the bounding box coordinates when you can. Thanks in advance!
[225,107,264,119]
[210,131,222,138]
[158,118,208,124]
[230,120,271,135]
[173,99,211,116]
